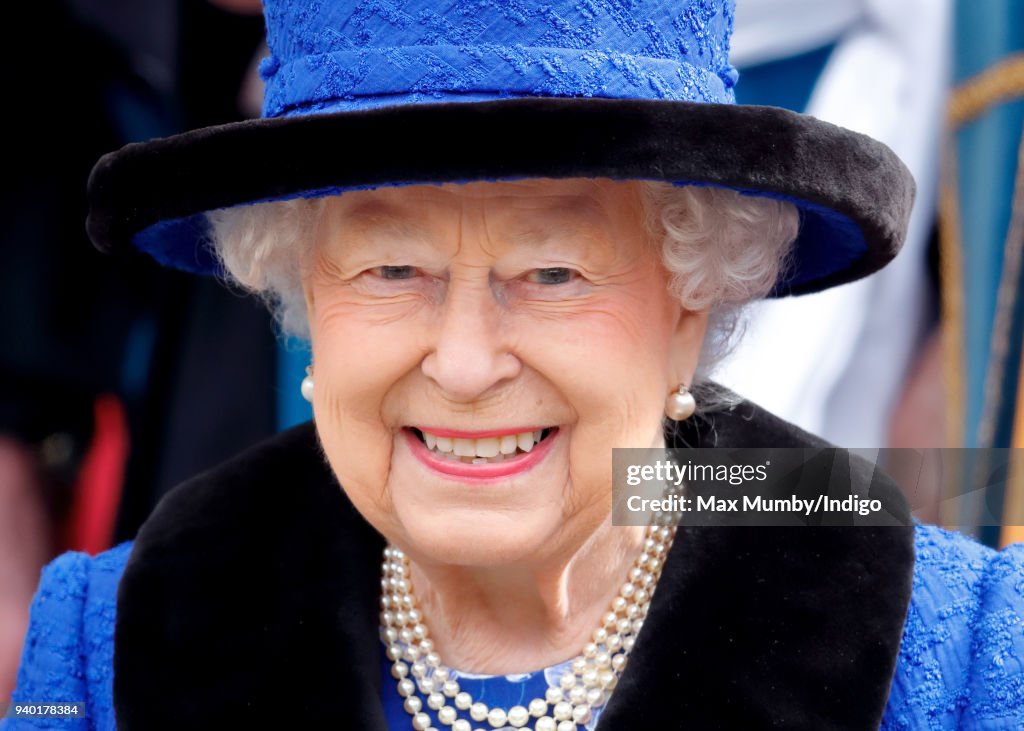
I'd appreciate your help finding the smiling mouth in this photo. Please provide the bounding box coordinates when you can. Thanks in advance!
[408,427,558,464]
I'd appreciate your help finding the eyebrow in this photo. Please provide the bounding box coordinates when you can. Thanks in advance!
[500,202,611,249]
[340,201,431,244]
[338,195,613,250]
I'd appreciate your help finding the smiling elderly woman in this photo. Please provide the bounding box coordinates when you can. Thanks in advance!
[7,2,1024,731]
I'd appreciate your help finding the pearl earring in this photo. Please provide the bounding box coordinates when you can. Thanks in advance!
[665,383,696,421]
[300,365,314,403]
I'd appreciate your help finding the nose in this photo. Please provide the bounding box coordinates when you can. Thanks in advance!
[420,275,521,402]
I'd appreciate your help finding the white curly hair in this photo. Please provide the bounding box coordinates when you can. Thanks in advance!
[205,180,799,414]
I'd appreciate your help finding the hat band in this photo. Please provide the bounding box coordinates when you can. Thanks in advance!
[261,45,737,117]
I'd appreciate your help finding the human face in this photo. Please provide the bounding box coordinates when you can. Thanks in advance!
[303,178,707,568]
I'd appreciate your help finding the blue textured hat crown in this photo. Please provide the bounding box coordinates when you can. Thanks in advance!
[259,0,738,117]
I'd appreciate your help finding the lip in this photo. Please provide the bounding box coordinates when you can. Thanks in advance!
[402,427,559,481]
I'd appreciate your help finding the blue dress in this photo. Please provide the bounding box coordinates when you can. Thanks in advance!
[5,523,1024,730]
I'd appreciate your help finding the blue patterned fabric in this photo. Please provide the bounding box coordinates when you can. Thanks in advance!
[6,525,1024,729]
[2,543,131,731]
[259,0,738,117]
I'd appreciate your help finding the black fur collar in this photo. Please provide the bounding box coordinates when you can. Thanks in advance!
[114,400,913,729]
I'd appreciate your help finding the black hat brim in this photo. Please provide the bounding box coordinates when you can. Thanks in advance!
[86,97,915,296]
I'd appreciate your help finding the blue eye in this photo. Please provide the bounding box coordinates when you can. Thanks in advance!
[530,267,576,285]
[377,265,417,280]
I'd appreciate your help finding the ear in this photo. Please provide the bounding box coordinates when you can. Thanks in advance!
[668,306,709,387]
[302,275,316,327]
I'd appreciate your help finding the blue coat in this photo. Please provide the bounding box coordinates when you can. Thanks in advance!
[5,410,1024,729]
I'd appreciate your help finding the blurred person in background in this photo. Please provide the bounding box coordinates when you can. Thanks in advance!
[718,0,949,451]
[0,0,272,708]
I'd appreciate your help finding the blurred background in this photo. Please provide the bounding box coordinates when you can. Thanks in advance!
[1,0,1022,709]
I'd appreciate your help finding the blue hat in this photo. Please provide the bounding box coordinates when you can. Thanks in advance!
[86,0,914,296]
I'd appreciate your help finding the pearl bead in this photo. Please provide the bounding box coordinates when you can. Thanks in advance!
[398,679,416,697]
[470,703,489,722]
[442,679,460,698]
[544,687,564,705]
[596,652,611,668]
[665,388,695,420]
[592,628,608,644]
[535,718,556,731]
[453,721,471,731]
[568,685,586,704]
[528,698,547,717]
[413,712,432,730]
[404,696,423,714]
[552,702,572,721]
[395,611,408,626]
[620,582,636,599]
[426,652,441,668]
[606,633,622,651]
[623,636,635,651]
[582,642,598,659]
[616,618,631,635]
[602,611,617,627]
[572,704,592,724]
[428,692,445,710]
[438,706,457,725]
[487,707,507,727]
[586,688,605,707]
[455,692,472,710]
[611,654,627,671]
[418,677,436,694]
[507,705,529,727]
[412,661,427,678]
[557,721,575,731]
[392,661,409,678]
[558,673,575,689]
[581,669,598,687]
[571,657,587,675]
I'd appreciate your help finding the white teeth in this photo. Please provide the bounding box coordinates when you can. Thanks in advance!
[475,437,500,458]
[417,429,551,459]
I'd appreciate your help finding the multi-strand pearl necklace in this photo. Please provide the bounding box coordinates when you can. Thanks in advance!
[380,523,676,731]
